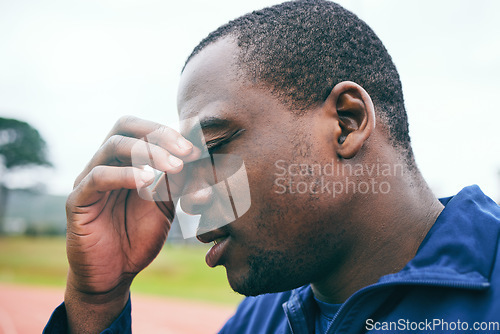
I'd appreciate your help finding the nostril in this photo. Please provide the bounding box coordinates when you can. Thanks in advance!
[180,186,214,215]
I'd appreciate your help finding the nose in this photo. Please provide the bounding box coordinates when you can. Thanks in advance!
[178,156,217,215]
[180,185,214,215]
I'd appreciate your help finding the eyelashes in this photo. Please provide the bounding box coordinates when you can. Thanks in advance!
[206,140,224,153]
[205,128,246,154]
[206,136,232,153]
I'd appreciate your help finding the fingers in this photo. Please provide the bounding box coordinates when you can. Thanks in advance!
[74,137,177,188]
[152,174,175,217]
[152,171,185,200]
[103,135,184,171]
[74,116,201,188]
[71,166,155,207]
[105,115,193,157]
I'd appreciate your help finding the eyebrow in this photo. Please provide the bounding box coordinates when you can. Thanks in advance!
[199,117,232,131]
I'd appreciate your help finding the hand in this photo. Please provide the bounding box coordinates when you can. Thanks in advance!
[64,116,199,333]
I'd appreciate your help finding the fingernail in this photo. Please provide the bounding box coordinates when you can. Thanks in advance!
[168,155,183,168]
[177,137,193,151]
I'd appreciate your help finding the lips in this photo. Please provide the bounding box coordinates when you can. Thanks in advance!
[197,230,230,267]
[205,236,229,267]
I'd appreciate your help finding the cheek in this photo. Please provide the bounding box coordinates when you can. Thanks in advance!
[232,181,325,252]
[230,134,338,246]
[241,159,321,224]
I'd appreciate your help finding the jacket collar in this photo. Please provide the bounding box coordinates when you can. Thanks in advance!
[380,185,500,286]
[284,185,500,333]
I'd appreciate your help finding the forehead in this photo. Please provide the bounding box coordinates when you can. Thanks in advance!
[177,37,244,122]
[176,37,298,140]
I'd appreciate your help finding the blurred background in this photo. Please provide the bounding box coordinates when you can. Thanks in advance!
[0,0,499,333]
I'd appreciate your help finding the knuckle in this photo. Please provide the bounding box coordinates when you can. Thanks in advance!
[116,115,137,129]
[100,135,133,165]
[89,166,105,186]
[107,135,127,152]
[154,124,178,140]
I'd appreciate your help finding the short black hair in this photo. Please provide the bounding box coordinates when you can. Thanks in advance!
[185,0,414,165]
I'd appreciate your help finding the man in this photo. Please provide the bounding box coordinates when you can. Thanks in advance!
[45,0,500,333]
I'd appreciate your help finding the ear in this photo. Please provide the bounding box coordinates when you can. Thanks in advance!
[323,81,376,159]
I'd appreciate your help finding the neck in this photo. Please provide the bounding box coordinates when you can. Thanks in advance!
[311,163,444,304]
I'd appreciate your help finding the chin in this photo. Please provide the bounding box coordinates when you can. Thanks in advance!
[224,254,309,297]
[227,272,306,297]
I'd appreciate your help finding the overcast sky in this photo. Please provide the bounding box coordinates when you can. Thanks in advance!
[0,0,499,201]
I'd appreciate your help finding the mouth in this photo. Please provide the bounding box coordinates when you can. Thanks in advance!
[213,237,225,245]
[197,232,230,268]
[205,235,230,268]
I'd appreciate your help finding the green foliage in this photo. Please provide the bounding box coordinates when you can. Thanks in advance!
[0,117,51,169]
[0,117,53,234]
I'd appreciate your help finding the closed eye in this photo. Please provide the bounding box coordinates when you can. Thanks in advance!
[206,140,225,153]
[205,129,245,154]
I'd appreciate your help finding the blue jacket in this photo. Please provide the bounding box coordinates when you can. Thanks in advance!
[220,185,500,333]
[45,185,500,333]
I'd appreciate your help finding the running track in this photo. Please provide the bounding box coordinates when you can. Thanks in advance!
[0,283,236,333]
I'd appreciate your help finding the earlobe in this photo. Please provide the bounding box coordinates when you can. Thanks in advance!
[324,81,375,159]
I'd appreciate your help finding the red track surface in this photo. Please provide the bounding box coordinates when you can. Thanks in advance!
[0,283,236,333]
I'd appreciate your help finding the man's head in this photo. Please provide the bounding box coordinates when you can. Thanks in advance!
[185,0,414,166]
[177,0,420,298]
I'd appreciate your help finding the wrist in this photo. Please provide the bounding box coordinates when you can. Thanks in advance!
[64,270,133,333]
[66,269,133,305]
